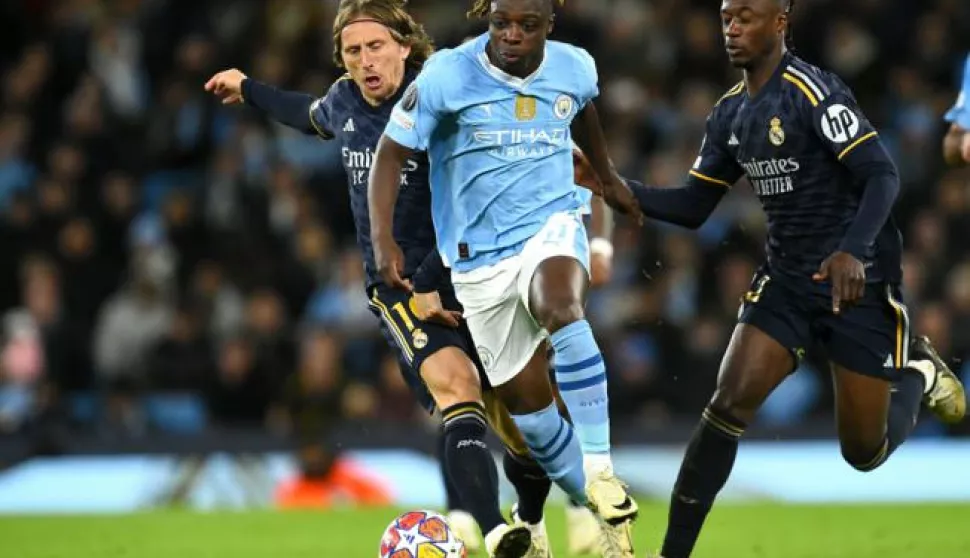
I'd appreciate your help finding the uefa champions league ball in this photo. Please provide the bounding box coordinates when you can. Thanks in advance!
[379,510,467,558]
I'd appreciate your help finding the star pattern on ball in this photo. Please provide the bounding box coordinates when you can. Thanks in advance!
[396,520,432,555]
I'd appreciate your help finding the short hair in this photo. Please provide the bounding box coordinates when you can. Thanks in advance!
[332,0,434,70]
[467,0,564,19]
[783,0,796,50]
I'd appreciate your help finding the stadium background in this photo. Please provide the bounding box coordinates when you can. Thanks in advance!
[0,0,969,526]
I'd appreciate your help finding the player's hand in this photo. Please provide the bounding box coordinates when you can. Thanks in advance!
[204,68,248,105]
[813,251,865,314]
[413,291,463,328]
[602,177,644,226]
[374,236,412,292]
[572,146,603,195]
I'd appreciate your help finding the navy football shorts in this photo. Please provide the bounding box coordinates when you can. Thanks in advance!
[367,284,488,413]
[737,267,910,381]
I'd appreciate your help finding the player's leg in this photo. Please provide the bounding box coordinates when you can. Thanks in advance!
[437,426,481,553]
[452,253,596,555]
[420,347,531,554]
[660,271,808,558]
[825,284,964,471]
[530,253,612,473]
[521,211,635,555]
[452,254,590,509]
[484,390,554,558]
[369,288,530,557]
[496,343,589,505]
[549,358,601,555]
[829,362,924,471]
[659,324,793,558]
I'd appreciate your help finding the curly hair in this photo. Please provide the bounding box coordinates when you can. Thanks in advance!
[467,0,564,19]
[332,0,434,70]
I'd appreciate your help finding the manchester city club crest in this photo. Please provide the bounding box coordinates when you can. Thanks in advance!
[476,345,494,373]
[553,94,574,119]
[768,116,785,146]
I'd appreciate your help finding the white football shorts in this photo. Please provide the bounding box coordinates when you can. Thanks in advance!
[451,210,590,386]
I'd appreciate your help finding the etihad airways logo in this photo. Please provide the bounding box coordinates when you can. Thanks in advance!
[473,127,568,159]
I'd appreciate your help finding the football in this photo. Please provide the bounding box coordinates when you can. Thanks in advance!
[379,510,468,558]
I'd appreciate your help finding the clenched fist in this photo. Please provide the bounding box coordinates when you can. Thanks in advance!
[204,68,248,105]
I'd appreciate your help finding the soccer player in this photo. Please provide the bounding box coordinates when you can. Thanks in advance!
[418,150,614,556]
[204,1,535,555]
[943,53,970,167]
[623,1,967,556]
[368,0,643,555]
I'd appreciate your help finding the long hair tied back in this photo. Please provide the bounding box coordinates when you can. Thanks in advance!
[467,0,565,19]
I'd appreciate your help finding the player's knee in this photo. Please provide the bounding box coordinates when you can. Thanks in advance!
[710,383,762,424]
[840,439,888,472]
[534,300,584,333]
[420,350,482,409]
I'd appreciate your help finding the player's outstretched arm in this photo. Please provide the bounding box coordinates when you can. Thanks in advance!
[570,103,642,223]
[627,103,740,229]
[204,69,323,136]
[626,179,727,230]
[368,134,415,291]
[571,142,726,230]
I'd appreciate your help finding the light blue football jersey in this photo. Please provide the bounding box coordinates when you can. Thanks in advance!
[944,54,970,128]
[384,33,599,271]
[576,184,593,215]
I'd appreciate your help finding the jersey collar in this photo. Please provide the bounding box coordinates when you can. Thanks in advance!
[474,33,547,90]
[746,51,792,102]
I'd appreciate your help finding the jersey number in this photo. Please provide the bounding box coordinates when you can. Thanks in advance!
[392,302,415,331]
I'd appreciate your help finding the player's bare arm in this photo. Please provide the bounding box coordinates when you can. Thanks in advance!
[368,134,414,291]
[570,103,642,223]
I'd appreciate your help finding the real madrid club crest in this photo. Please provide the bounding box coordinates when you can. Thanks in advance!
[515,95,537,121]
[412,328,428,349]
[553,94,574,120]
[768,116,785,147]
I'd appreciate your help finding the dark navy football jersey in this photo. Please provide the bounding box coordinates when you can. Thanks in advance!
[308,70,436,289]
[687,53,903,283]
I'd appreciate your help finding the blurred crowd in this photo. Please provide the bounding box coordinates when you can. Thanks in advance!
[0,0,968,442]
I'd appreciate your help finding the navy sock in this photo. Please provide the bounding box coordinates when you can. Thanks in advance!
[662,405,746,558]
[442,403,505,534]
[503,450,552,524]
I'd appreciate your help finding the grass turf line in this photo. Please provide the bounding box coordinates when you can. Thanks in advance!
[1,503,969,557]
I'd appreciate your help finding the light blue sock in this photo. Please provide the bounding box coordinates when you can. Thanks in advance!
[550,319,610,455]
[511,402,587,505]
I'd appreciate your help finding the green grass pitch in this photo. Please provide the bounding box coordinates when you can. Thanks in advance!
[2,502,969,557]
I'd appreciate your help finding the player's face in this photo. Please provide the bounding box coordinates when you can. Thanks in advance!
[340,20,411,105]
[487,0,552,77]
[720,0,785,68]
